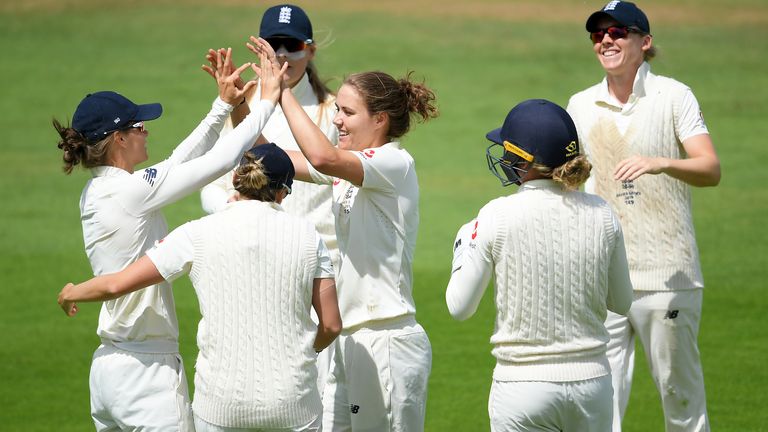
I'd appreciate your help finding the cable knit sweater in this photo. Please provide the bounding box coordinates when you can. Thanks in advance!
[446,180,633,382]
[567,62,706,291]
[149,200,324,428]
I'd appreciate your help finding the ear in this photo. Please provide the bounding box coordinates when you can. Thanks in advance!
[114,131,127,145]
[641,34,653,52]
[306,44,317,62]
[373,111,389,130]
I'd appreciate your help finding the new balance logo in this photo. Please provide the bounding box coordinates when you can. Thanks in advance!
[143,168,158,186]
[350,404,360,414]
[278,7,292,23]
[664,310,679,319]
[454,238,461,251]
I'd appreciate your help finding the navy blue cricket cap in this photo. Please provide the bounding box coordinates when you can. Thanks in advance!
[259,4,313,43]
[72,91,162,143]
[241,143,295,190]
[486,99,580,168]
[586,1,650,34]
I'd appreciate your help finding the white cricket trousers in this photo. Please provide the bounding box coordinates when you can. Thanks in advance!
[606,289,709,432]
[488,376,613,432]
[193,414,321,432]
[322,316,432,432]
[89,343,194,432]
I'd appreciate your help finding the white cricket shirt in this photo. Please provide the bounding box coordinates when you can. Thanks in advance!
[309,142,419,330]
[81,98,275,352]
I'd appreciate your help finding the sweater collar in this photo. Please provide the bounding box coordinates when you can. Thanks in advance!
[596,61,651,110]
[518,179,563,191]
[290,73,315,105]
[225,199,285,213]
[91,165,131,178]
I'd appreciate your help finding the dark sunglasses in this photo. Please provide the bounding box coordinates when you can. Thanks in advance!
[265,37,307,53]
[590,26,639,44]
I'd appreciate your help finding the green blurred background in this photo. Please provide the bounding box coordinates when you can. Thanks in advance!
[1,0,766,430]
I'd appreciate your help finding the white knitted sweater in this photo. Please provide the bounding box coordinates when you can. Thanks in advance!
[568,65,704,291]
[447,180,633,382]
[187,201,322,428]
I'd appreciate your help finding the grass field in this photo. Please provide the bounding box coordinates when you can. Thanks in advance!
[1,0,767,430]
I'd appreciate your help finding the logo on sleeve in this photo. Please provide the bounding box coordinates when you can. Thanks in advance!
[350,404,360,414]
[471,220,479,240]
[143,168,158,186]
[361,149,376,159]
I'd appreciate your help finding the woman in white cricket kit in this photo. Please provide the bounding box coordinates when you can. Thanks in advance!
[200,5,341,398]
[566,2,721,430]
[201,5,338,256]
[59,143,342,432]
[252,35,439,432]
[53,48,284,431]
[446,99,634,432]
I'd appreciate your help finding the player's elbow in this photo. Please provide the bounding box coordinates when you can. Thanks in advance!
[705,162,721,186]
[323,319,342,340]
[693,159,721,187]
[446,294,475,321]
[103,280,126,300]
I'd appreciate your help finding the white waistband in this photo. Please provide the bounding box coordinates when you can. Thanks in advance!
[342,315,417,335]
[100,338,179,354]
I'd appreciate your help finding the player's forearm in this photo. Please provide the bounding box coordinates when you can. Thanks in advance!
[60,257,165,303]
[661,156,721,187]
[281,87,339,170]
[169,97,234,164]
[60,275,124,303]
[312,279,342,352]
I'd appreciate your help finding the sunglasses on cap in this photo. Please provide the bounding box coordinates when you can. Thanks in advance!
[265,37,308,53]
[122,121,146,133]
[100,121,146,138]
[589,26,640,44]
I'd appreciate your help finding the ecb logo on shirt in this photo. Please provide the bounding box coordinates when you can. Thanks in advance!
[143,168,158,186]
[361,149,376,159]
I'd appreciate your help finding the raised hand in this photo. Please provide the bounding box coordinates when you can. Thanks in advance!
[206,48,258,106]
[246,36,288,104]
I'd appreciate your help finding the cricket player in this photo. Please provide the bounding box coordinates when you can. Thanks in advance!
[252,37,439,432]
[59,143,342,431]
[200,5,341,398]
[566,2,721,430]
[53,48,285,431]
[446,99,634,431]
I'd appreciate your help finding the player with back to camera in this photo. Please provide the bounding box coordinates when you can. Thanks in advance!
[53,48,285,431]
[199,4,341,401]
[446,99,634,431]
[566,2,721,430]
[59,143,342,432]
[248,38,439,431]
